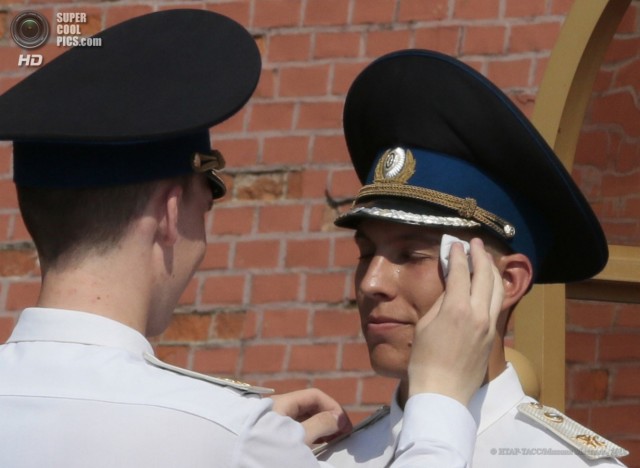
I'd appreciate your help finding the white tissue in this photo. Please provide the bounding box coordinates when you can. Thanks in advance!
[440,234,472,277]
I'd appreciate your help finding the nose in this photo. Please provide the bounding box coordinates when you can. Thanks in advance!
[357,255,397,301]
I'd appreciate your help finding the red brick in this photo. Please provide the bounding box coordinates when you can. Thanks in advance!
[178,278,197,306]
[252,273,300,302]
[564,405,591,427]
[365,29,412,57]
[263,308,309,338]
[258,204,305,232]
[250,102,294,131]
[305,272,347,302]
[398,0,448,21]
[0,180,17,209]
[617,3,638,34]
[462,25,506,55]
[566,301,615,330]
[454,0,500,19]
[617,304,640,327]
[567,368,609,402]
[206,2,251,27]
[6,282,39,311]
[614,54,640,90]
[214,107,247,134]
[242,344,287,373]
[314,377,359,405]
[213,312,247,340]
[312,135,349,164]
[612,366,640,398]
[566,332,598,363]
[550,0,573,15]
[334,236,359,268]
[600,333,640,361]
[604,36,640,63]
[330,168,363,198]
[214,138,259,168]
[342,342,370,371]
[333,62,368,95]
[601,171,640,198]
[353,0,395,24]
[280,64,330,97]
[288,343,338,371]
[285,239,330,268]
[199,243,230,271]
[211,206,255,235]
[288,169,330,199]
[304,0,349,26]
[254,0,302,28]
[262,378,308,394]
[268,33,311,62]
[201,275,246,305]
[616,440,640,468]
[574,130,610,168]
[509,22,563,53]
[242,310,259,339]
[505,0,546,17]
[313,308,361,337]
[591,404,640,435]
[309,204,342,233]
[163,313,211,342]
[153,345,189,367]
[361,375,396,404]
[0,249,38,277]
[193,347,240,375]
[0,315,15,342]
[614,139,640,173]
[263,136,310,165]
[235,240,280,269]
[105,5,153,28]
[314,32,361,60]
[592,92,640,137]
[297,102,342,130]
[486,58,532,89]
[236,173,285,201]
[414,26,461,56]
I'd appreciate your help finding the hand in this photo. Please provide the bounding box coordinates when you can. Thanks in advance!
[270,388,353,446]
[408,238,504,405]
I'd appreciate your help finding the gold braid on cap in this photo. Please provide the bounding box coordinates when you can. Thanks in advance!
[356,183,516,239]
[191,150,226,173]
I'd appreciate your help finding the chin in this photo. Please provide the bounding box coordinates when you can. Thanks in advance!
[369,343,409,380]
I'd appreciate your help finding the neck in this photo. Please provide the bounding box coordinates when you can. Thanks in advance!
[37,250,155,335]
[397,336,507,408]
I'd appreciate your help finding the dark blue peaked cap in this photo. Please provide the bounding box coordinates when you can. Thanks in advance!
[335,49,608,284]
[0,9,262,199]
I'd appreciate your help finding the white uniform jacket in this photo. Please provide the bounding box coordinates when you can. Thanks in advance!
[320,364,628,467]
[0,308,480,467]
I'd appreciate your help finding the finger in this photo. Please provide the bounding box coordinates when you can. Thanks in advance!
[468,238,496,314]
[442,241,471,298]
[300,411,349,446]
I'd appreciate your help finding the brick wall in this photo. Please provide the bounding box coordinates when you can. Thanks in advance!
[0,0,637,465]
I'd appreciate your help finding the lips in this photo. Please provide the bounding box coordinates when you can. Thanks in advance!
[366,315,413,337]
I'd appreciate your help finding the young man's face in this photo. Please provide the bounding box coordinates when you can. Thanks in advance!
[354,218,470,380]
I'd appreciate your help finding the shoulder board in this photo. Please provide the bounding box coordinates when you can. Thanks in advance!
[313,405,390,457]
[517,401,628,460]
[143,352,274,396]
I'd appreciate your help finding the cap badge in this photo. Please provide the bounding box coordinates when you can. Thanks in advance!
[191,150,226,173]
[374,147,415,184]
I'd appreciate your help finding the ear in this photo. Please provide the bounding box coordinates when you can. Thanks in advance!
[156,184,183,247]
[496,253,533,311]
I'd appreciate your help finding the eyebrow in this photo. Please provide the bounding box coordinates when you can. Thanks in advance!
[354,228,442,246]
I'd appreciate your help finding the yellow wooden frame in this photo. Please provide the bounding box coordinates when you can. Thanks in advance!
[513,0,639,410]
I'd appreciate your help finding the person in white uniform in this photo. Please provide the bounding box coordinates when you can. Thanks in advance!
[0,12,509,467]
[318,49,629,467]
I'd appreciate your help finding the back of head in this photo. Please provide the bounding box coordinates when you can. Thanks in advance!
[0,9,261,269]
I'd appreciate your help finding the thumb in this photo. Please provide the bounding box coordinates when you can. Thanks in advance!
[300,411,348,446]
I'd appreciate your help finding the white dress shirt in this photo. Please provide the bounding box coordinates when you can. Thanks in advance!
[0,308,479,467]
[320,364,627,467]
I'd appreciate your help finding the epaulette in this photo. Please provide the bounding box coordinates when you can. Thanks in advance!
[143,352,274,396]
[517,401,628,460]
[313,405,390,457]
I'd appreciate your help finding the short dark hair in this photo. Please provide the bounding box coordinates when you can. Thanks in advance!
[17,179,167,270]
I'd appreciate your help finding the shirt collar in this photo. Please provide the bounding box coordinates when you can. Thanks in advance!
[7,307,154,356]
[468,363,525,434]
